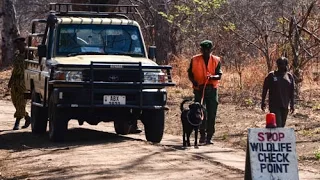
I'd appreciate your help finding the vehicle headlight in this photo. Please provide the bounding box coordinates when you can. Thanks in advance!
[144,72,165,83]
[53,71,83,82]
[66,71,83,82]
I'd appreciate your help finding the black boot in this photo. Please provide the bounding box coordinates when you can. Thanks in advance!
[13,118,21,130]
[129,121,142,134]
[22,116,31,129]
[199,130,206,144]
[206,134,214,145]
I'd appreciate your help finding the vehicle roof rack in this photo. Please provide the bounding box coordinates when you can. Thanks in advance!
[49,3,138,19]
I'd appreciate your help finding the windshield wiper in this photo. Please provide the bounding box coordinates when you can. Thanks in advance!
[67,52,107,57]
[109,52,144,57]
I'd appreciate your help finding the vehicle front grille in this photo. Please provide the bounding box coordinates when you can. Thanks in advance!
[82,69,142,82]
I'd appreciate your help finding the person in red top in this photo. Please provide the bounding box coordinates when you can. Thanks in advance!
[261,57,295,127]
[188,40,222,144]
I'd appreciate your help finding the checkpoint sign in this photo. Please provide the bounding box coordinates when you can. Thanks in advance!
[248,128,299,180]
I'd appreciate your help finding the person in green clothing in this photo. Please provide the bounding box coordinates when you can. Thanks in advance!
[261,57,295,127]
[188,40,222,144]
[8,36,31,130]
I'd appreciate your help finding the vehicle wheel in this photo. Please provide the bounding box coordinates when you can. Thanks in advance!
[30,90,48,134]
[48,96,68,142]
[142,109,164,143]
[114,119,131,135]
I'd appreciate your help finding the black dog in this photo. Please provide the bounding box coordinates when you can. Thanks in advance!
[180,99,205,148]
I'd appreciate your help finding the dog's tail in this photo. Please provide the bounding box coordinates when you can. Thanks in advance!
[180,99,192,112]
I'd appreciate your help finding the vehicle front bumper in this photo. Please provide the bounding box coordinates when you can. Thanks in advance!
[51,86,167,110]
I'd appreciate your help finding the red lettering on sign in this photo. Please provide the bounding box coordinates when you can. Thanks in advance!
[258,132,286,142]
[258,132,264,141]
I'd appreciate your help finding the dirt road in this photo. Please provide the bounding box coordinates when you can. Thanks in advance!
[0,100,244,180]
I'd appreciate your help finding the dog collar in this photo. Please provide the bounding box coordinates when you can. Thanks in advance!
[187,111,203,126]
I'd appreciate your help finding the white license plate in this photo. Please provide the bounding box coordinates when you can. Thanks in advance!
[103,95,126,105]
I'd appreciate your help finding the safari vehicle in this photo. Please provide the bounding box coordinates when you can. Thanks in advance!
[24,3,174,142]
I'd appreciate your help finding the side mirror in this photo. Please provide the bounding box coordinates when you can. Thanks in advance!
[148,46,156,61]
[38,44,47,58]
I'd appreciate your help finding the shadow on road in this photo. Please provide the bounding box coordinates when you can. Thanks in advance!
[0,128,136,151]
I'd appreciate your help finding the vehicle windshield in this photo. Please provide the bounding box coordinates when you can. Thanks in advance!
[56,24,145,57]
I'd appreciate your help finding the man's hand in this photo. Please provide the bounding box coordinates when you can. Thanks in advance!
[207,74,221,80]
[209,75,219,79]
[261,102,266,112]
[192,81,198,87]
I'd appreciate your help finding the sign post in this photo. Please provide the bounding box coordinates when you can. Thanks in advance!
[245,128,299,180]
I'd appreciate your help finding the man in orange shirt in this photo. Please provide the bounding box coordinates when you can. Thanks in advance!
[188,40,222,144]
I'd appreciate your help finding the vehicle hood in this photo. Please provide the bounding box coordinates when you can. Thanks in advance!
[53,55,158,66]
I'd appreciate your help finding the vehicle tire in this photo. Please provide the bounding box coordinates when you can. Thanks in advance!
[30,90,48,134]
[48,96,68,142]
[142,109,164,143]
[114,119,131,135]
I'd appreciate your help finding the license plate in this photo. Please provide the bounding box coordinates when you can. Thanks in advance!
[103,95,126,105]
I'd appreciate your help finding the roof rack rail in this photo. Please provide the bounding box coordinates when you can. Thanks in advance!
[49,3,138,18]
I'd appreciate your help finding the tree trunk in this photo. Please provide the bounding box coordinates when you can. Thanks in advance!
[1,0,19,66]
[291,18,302,98]
[292,52,302,99]
[154,1,170,64]
[262,49,273,73]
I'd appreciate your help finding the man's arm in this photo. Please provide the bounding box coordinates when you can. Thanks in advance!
[187,59,198,86]
[289,73,295,113]
[209,61,222,80]
[261,74,270,111]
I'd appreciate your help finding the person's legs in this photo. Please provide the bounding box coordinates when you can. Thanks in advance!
[11,88,25,130]
[129,120,142,134]
[22,102,30,128]
[194,90,206,143]
[280,108,289,127]
[205,88,218,144]
[269,107,282,128]
[22,114,31,129]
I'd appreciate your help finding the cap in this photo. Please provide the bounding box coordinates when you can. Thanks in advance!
[200,40,213,49]
[13,36,26,43]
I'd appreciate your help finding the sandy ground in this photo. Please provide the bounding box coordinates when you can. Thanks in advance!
[0,100,245,180]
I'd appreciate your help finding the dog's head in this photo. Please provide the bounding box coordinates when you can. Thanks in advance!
[188,102,205,124]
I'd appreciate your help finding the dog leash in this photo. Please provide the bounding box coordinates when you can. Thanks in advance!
[187,75,210,126]
[200,76,210,105]
[187,111,203,126]
[197,76,210,122]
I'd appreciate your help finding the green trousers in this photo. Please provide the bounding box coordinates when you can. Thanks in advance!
[269,107,288,128]
[194,88,218,140]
